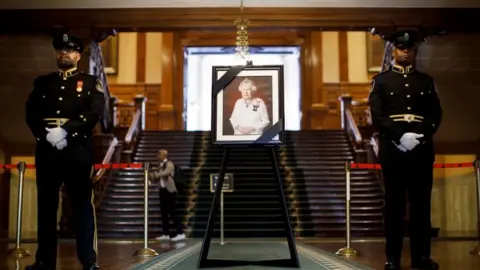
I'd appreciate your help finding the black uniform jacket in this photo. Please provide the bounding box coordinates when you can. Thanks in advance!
[25,68,105,152]
[368,65,442,162]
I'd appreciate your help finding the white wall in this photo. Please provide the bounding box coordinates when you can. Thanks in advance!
[186,53,301,131]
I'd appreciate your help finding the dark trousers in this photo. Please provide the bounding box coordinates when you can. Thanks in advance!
[159,188,183,236]
[35,142,97,267]
[381,160,434,260]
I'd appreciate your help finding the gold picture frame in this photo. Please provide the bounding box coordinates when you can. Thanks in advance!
[101,35,119,75]
[366,34,385,73]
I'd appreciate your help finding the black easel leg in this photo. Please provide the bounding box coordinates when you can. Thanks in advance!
[198,147,230,268]
[269,147,300,268]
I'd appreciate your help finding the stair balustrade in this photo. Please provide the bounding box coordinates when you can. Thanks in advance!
[115,96,147,162]
[93,137,122,208]
[339,94,382,188]
[339,95,378,165]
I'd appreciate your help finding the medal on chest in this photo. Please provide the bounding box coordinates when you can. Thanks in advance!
[253,105,259,111]
[76,81,83,92]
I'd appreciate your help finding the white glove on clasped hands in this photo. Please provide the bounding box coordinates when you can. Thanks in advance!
[396,144,408,152]
[45,127,68,148]
[54,138,68,150]
[399,132,424,151]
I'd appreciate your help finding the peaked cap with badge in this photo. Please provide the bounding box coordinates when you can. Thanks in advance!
[52,33,85,53]
[387,30,420,50]
[371,27,446,51]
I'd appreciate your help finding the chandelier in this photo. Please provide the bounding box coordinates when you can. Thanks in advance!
[234,0,249,60]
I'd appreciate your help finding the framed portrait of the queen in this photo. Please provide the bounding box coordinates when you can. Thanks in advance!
[211,65,285,145]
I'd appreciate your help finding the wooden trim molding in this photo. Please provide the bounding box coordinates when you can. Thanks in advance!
[338,32,349,82]
[136,33,146,83]
[0,8,478,32]
[159,33,176,130]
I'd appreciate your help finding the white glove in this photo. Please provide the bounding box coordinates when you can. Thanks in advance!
[396,144,408,152]
[399,133,424,150]
[45,127,68,146]
[54,138,68,150]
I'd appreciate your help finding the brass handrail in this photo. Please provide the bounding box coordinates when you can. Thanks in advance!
[370,134,379,157]
[340,95,383,192]
[93,137,119,182]
[339,94,379,165]
[92,135,121,209]
[351,98,368,107]
[125,109,141,144]
[345,109,362,145]
[116,100,135,107]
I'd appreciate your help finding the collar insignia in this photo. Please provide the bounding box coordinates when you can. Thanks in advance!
[392,65,414,74]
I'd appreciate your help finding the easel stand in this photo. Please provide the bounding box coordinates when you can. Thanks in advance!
[197,146,300,268]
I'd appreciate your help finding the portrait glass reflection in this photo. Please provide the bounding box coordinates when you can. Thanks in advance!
[223,76,273,136]
[213,66,283,145]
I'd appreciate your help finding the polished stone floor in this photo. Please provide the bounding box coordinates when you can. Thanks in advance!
[306,239,480,270]
[0,240,190,270]
[0,239,479,270]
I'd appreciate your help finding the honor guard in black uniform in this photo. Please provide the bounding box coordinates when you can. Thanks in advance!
[25,34,104,270]
[368,30,442,270]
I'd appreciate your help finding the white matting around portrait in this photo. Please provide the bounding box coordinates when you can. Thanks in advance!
[215,69,280,143]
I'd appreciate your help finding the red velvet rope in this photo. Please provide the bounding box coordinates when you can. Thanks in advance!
[0,162,474,170]
[351,162,475,170]
[0,163,143,170]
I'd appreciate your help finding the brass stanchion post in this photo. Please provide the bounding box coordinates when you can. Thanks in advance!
[336,161,359,257]
[470,160,480,255]
[134,162,158,258]
[8,162,30,258]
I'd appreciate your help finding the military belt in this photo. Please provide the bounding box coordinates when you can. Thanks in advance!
[389,114,423,123]
[44,118,69,127]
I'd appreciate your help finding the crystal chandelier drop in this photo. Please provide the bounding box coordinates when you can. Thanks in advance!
[234,0,249,60]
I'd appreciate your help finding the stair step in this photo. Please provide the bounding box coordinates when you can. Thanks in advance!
[95,130,384,239]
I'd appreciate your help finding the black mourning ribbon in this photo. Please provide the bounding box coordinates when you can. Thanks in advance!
[212,64,283,145]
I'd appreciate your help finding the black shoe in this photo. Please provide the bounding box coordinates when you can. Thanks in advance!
[384,258,401,270]
[83,262,100,270]
[25,262,53,270]
[411,257,439,270]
